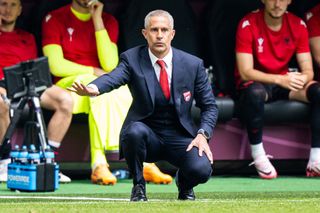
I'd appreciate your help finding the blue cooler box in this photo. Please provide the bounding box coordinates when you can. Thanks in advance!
[7,163,59,192]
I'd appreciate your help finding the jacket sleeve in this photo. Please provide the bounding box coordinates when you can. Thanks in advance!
[194,60,218,139]
[90,52,131,93]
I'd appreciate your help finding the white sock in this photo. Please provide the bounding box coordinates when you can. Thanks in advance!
[143,162,152,167]
[251,143,266,160]
[92,161,109,170]
[0,158,11,164]
[309,148,320,163]
[48,140,61,149]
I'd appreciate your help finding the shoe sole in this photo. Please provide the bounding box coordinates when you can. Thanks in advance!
[306,170,320,177]
[59,181,71,184]
[258,171,278,179]
[91,177,117,185]
[145,180,172,184]
[144,174,172,184]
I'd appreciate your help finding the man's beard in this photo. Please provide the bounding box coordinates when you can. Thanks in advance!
[74,0,89,9]
[268,11,283,20]
[1,19,15,26]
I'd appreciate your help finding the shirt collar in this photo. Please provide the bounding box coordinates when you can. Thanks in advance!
[71,5,91,21]
[148,48,173,67]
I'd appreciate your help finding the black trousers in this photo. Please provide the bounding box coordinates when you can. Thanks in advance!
[120,121,212,190]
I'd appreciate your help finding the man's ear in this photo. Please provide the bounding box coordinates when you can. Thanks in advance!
[17,5,22,17]
[171,29,175,40]
[141,29,147,39]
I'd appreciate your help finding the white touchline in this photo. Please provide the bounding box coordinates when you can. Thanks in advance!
[0,196,317,203]
[0,196,129,201]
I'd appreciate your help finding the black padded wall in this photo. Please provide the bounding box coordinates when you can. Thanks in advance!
[118,0,200,57]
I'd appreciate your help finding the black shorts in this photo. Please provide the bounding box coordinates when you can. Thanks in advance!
[263,84,290,101]
[0,80,5,88]
[238,82,290,102]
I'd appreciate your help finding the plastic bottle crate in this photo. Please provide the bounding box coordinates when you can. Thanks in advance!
[7,145,59,192]
[7,162,59,192]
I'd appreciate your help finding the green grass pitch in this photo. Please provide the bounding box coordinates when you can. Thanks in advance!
[1,177,320,212]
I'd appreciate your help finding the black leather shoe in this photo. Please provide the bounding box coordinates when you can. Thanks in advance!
[130,184,147,202]
[178,188,195,200]
[175,171,195,201]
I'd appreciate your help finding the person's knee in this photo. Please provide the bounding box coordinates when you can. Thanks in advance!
[239,83,266,123]
[123,122,149,142]
[245,84,267,103]
[0,99,9,116]
[121,122,150,156]
[56,91,73,115]
[185,160,212,183]
[307,83,320,104]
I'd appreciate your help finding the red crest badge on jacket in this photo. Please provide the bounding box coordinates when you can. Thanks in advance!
[183,91,191,102]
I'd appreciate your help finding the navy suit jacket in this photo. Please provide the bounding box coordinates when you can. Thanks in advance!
[91,45,218,140]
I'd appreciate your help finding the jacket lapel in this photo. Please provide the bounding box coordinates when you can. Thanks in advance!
[140,47,155,106]
[172,48,184,110]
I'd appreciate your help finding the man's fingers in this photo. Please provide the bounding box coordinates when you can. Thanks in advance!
[73,81,83,87]
[71,81,80,89]
[79,83,88,91]
[206,150,214,164]
[186,143,193,152]
[67,82,93,96]
[66,87,76,93]
[87,0,98,7]
[289,75,305,90]
[73,82,87,92]
[288,85,299,92]
[290,79,304,87]
[289,83,303,90]
[198,148,203,157]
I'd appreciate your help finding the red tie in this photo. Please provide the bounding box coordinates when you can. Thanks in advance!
[156,60,170,100]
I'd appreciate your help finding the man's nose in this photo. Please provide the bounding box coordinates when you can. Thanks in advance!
[274,0,281,7]
[4,6,11,13]
[156,30,163,39]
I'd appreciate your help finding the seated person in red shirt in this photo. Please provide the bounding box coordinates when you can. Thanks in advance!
[235,0,320,179]
[0,0,73,183]
[306,3,320,80]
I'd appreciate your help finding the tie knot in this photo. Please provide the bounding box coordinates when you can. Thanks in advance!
[156,60,166,69]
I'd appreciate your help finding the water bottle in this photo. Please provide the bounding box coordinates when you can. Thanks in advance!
[28,144,40,164]
[19,145,29,164]
[112,169,130,179]
[44,146,55,164]
[10,145,20,163]
[39,146,44,163]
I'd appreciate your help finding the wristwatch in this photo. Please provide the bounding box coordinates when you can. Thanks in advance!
[197,129,210,140]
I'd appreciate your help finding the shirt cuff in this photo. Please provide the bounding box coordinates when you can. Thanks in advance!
[87,84,99,97]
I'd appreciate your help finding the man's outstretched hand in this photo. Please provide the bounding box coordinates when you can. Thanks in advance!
[67,81,100,96]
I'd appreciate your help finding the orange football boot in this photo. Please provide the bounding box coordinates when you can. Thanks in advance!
[143,163,172,184]
[91,164,117,185]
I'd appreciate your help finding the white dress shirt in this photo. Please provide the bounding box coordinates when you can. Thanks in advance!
[148,48,173,90]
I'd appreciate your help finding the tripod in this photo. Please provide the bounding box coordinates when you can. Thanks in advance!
[0,64,49,159]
